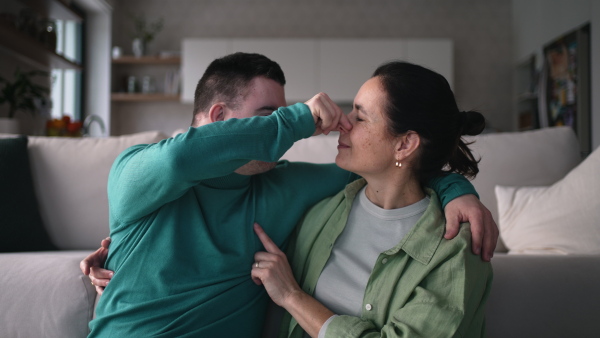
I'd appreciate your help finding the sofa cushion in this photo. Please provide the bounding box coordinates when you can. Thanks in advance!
[466,126,582,224]
[495,145,600,254]
[0,136,56,252]
[27,131,168,250]
[0,251,96,337]
[465,127,582,252]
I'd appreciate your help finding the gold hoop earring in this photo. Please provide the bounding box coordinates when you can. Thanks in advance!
[395,161,401,168]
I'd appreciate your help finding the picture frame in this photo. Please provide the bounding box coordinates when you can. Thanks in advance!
[542,24,591,156]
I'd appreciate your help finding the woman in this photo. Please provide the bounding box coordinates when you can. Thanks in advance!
[251,61,492,338]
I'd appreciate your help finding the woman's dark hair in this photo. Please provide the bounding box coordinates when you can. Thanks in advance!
[373,61,485,184]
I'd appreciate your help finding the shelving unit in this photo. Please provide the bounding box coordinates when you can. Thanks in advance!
[111,55,181,102]
[112,55,180,65]
[0,0,83,70]
[111,93,180,102]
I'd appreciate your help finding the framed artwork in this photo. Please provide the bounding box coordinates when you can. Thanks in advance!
[542,24,591,156]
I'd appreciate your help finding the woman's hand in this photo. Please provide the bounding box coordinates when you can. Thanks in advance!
[251,223,303,307]
[80,237,114,295]
[252,223,335,337]
[305,92,352,136]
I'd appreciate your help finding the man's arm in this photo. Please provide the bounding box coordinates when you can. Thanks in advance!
[428,173,499,261]
[109,103,316,223]
[82,94,353,288]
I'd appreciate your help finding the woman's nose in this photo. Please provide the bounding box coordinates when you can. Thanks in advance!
[338,124,350,134]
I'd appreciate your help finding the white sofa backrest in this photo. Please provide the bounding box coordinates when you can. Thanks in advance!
[20,127,571,250]
[466,126,581,224]
[27,131,168,250]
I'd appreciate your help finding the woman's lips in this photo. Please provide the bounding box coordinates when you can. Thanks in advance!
[337,141,350,149]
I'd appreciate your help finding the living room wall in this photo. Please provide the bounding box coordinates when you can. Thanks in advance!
[512,0,600,150]
[109,0,512,136]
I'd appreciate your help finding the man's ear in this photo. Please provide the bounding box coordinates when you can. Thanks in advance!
[207,103,226,122]
[395,131,421,160]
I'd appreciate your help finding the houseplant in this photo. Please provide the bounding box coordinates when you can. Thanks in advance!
[0,68,50,133]
[130,13,164,57]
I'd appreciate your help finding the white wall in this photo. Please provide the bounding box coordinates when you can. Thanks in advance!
[512,0,599,150]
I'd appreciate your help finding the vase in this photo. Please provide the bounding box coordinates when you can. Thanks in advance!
[132,38,146,57]
[0,118,20,134]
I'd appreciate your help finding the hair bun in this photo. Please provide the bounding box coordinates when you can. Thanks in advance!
[459,110,486,136]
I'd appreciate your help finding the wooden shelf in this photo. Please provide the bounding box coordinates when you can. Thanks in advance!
[19,0,83,22]
[0,24,81,70]
[111,93,181,102]
[112,56,181,65]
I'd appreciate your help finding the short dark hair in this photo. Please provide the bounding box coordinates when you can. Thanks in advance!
[372,61,486,184]
[192,52,286,116]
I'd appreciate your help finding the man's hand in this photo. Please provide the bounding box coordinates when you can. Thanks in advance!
[305,92,352,136]
[80,237,114,295]
[444,194,498,261]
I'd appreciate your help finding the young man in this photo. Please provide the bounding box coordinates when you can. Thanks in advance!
[84,53,497,337]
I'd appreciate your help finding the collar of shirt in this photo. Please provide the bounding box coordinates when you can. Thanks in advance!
[342,179,445,265]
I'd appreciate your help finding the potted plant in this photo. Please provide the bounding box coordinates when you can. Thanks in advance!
[130,13,164,57]
[0,68,50,133]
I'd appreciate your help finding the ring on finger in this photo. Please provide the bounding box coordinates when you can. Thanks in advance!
[255,262,259,268]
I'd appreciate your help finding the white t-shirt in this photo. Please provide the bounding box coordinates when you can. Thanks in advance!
[312,186,429,337]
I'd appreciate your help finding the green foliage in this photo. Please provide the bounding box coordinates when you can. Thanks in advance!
[130,13,164,43]
[0,69,50,119]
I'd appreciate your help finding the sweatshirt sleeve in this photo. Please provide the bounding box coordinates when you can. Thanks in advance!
[427,173,479,209]
[108,103,314,222]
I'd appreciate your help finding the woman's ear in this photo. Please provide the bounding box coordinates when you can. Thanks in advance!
[207,103,226,122]
[395,131,421,160]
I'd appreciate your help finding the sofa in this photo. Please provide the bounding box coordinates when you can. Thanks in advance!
[0,126,598,338]
[0,131,167,338]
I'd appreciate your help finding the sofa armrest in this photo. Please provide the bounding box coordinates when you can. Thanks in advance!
[486,254,600,338]
[0,251,96,338]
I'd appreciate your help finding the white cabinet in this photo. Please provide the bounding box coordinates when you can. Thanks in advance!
[181,39,231,103]
[404,39,454,89]
[182,38,453,104]
[182,39,317,103]
[319,39,405,102]
[231,39,318,103]
[319,39,453,102]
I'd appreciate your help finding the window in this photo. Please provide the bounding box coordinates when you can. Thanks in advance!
[51,18,83,120]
